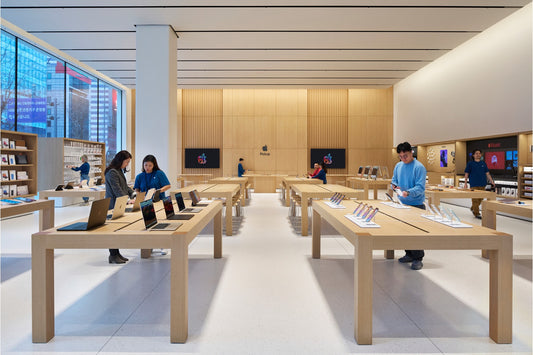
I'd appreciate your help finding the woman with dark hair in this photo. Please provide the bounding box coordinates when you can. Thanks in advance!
[105,150,134,264]
[133,155,171,198]
[311,161,327,184]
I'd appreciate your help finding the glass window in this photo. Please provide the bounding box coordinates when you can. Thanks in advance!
[16,39,65,136]
[1,31,16,131]
[98,81,122,163]
[66,64,97,141]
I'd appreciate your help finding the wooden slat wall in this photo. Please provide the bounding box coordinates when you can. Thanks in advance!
[181,88,393,177]
[182,89,223,176]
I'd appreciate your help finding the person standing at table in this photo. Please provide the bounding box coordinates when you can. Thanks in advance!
[310,161,327,184]
[67,154,90,203]
[134,155,171,199]
[105,150,134,264]
[238,158,246,177]
[391,142,427,270]
[464,149,495,219]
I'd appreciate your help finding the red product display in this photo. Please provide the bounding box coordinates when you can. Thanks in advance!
[485,151,505,169]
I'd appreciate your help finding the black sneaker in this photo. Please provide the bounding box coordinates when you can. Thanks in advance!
[411,260,423,270]
[475,215,482,219]
[398,255,413,263]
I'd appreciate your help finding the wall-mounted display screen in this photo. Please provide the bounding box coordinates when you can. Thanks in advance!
[440,149,448,167]
[184,148,220,169]
[310,149,346,169]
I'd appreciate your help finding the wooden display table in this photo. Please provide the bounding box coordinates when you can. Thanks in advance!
[209,177,249,206]
[177,174,213,187]
[312,199,512,345]
[347,177,392,200]
[326,173,351,186]
[39,187,106,203]
[481,199,532,258]
[173,184,240,236]
[426,186,496,206]
[244,174,287,193]
[282,177,322,207]
[32,200,223,344]
[291,184,365,236]
[0,199,54,231]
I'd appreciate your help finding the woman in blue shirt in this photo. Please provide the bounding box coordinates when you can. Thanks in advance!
[68,154,90,202]
[134,155,171,199]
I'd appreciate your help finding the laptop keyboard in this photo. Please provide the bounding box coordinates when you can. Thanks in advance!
[152,223,170,230]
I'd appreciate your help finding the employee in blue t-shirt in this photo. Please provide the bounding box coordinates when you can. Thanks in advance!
[134,155,171,199]
[391,142,427,271]
[238,158,246,177]
[68,154,90,202]
[464,149,495,219]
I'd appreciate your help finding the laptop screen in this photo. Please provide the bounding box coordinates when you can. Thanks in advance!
[175,192,186,211]
[162,196,175,218]
[140,200,157,229]
[189,190,200,205]
[87,197,111,229]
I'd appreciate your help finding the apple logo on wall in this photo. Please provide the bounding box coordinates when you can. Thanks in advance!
[260,144,270,156]
[262,145,268,152]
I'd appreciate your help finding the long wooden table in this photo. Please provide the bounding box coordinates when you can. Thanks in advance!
[209,177,249,206]
[291,184,365,236]
[312,199,512,345]
[32,200,223,344]
[244,174,287,193]
[481,199,532,258]
[0,199,54,231]
[177,174,213,187]
[282,177,322,207]
[173,184,240,236]
[425,187,496,206]
[347,177,392,199]
[39,187,106,201]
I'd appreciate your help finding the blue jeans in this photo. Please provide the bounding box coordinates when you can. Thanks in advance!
[81,174,89,202]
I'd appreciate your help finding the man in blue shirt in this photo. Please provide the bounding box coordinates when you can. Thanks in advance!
[238,158,245,177]
[391,142,427,270]
[464,149,495,219]
[68,154,90,203]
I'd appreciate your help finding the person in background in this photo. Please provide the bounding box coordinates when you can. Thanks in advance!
[67,154,90,203]
[391,141,427,270]
[238,158,246,177]
[464,149,495,219]
[105,150,134,264]
[308,162,320,178]
[310,161,327,184]
[134,155,171,199]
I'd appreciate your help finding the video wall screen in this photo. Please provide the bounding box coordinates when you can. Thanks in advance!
[466,136,517,177]
[184,148,220,169]
[310,149,346,169]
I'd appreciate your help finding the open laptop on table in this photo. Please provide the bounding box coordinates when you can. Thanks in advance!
[140,199,182,231]
[189,189,210,207]
[174,192,201,213]
[107,195,128,220]
[145,188,161,202]
[162,196,194,220]
[125,191,146,212]
[57,197,110,231]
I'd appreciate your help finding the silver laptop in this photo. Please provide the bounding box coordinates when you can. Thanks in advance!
[140,199,182,231]
[125,191,146,212]
[57,198,111,231]
[107,195,128,220]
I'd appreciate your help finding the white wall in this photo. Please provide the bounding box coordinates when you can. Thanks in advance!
[393,4,532,145]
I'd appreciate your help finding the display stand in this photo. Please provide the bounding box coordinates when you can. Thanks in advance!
[1,130,38,199]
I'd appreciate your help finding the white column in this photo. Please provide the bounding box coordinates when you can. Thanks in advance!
[135,25,178,187]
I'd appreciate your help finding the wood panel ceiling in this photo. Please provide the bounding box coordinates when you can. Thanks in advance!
[1,0,530,88]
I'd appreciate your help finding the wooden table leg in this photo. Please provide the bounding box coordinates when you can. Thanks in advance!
[285,185,291,207]
[354,234,373,345]
[481,202,496,259]
[312,209,321,258]
[40,200,55,231]
[363,185,369,200]
[170,236,188,343]
[384,250,395,259]
[373,187,378,200]
[225,196,233,236]
[301,194,309,236]
[489,235,513,343]
[32,238,55,343]
[214,210,222,258]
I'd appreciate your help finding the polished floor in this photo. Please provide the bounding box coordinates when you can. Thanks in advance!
[1,192,532,354]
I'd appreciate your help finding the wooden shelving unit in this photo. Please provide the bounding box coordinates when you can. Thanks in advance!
[0,130,38,199]
[519,169,532,199]
[37,138,105,191]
